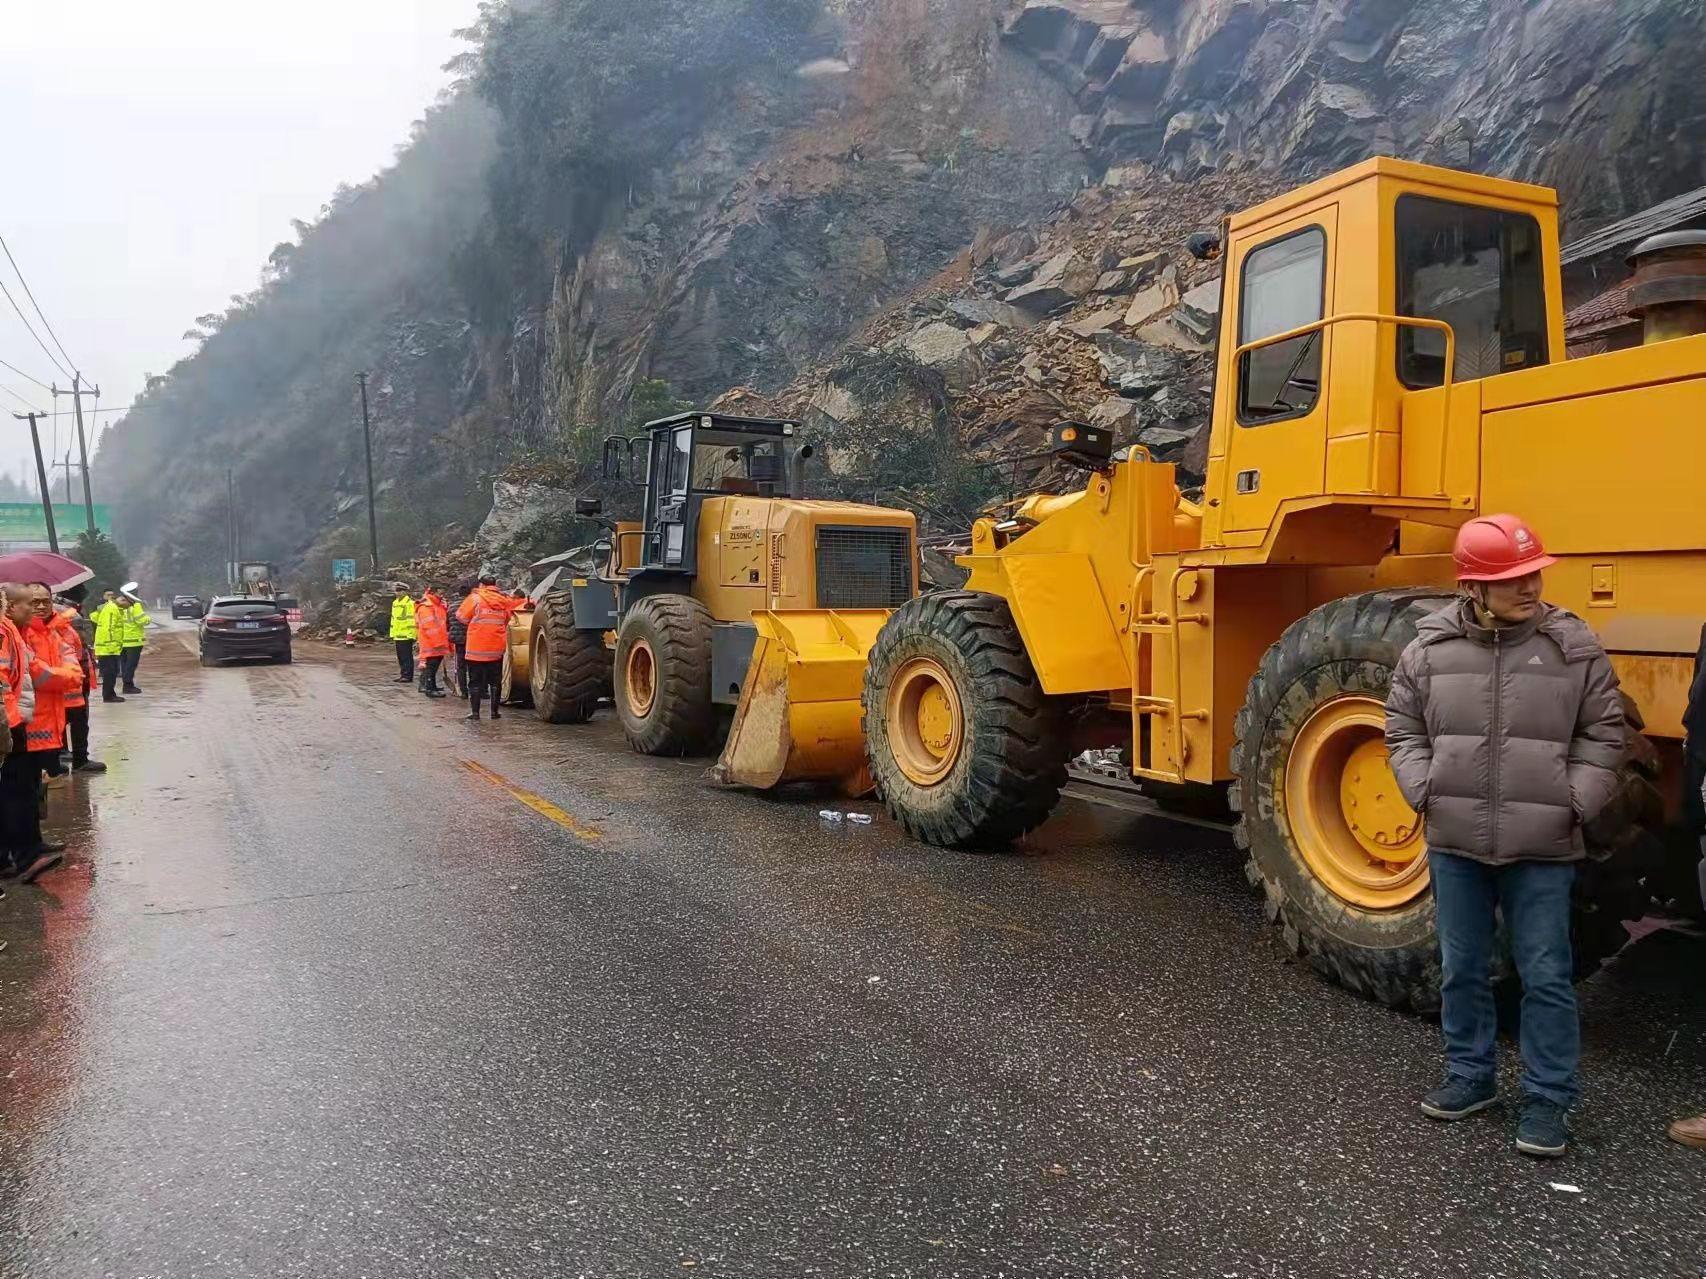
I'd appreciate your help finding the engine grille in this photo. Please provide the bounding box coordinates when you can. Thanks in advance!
[815,526,913,609]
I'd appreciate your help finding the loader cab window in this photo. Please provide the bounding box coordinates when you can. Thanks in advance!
[690,434,786,496]
[667,426,693,495]
[1236,226,1326,425]
[1396,196,1548,387]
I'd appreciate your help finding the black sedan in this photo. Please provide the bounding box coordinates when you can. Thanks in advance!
[171,594,205,619]
[199,597,292,666]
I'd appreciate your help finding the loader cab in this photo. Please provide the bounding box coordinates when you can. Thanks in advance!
[1201,157,1565,552]
[634,413,802,575]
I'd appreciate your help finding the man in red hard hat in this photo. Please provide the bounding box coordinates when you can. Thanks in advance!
[1385,514,1626,1159]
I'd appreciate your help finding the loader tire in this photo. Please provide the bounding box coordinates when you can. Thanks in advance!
[863,591,1067,848]
[1231,588,1658,1014]
[615,593,715,755]
[530,592,609,725]
[500,643,533,709]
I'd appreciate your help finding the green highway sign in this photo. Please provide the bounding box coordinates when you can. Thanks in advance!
[0,502,112,543]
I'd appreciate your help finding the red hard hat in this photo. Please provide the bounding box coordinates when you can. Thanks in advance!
[1453,513,1557,582]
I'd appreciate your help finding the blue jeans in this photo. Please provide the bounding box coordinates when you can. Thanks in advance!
[1430,850,1579,1107]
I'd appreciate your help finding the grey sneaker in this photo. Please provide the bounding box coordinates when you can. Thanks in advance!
[1515,1098,1570,1158]
[1420,1075,1499,1121]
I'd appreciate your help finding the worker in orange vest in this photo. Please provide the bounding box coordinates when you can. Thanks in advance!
[51,592,103,774]
[0,584,31,883]
[414,587,451,699]
[4,583,77,880]
[455,575,528,721]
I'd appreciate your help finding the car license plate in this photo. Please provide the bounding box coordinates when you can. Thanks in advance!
[237,621,262,630]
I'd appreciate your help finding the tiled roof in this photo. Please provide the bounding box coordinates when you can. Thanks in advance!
[1562,186,1706,266]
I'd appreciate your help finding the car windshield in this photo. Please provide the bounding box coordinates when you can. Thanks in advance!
[210,601,280,618]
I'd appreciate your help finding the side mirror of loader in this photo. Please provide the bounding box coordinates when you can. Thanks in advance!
[575,495,604,517]
[601,435,646,486]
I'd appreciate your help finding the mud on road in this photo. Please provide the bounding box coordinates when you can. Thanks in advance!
[2,621,1704,1278]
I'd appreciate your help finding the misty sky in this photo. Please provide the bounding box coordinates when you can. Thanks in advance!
[0,0,481,491]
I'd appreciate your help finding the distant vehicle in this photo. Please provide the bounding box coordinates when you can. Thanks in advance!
[170,594,205,620]
[199,596,292,667]
[235,561,281,598]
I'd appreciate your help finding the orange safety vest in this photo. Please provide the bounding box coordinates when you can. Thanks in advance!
[415,593,450,660]
[52,609,90,709]
[23,617,76,752]
[456,587,526,663]
[0,615,25,730]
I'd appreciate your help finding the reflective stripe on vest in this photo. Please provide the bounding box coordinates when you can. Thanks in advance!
[464,600,510,661]
[0,621,19,728]
[120,603,148,646]
[92,604,125,656]
[415,600,450,658]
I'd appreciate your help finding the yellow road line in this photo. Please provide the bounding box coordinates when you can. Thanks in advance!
[458,759,604,841]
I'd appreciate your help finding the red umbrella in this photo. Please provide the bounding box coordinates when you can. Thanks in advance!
[0,551,93,593]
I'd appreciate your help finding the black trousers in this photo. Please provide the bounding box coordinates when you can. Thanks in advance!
[0,726,42,865]
[98,654,122,699]
[395,639,415,679]
[465,659,501,704]
[120,645,143,686]
[421,655,444,689]
[452,641,468,695]
[66,704,90,765]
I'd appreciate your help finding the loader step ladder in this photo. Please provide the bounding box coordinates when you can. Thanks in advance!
[1130,565,1208,786]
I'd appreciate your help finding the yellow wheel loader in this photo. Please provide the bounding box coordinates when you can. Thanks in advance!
[527,411,919,791]
[861,157,1704,1010]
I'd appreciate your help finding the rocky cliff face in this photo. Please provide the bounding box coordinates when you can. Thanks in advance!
[526,0,1089,431]
[1003,0,1706,226]
[95,0,1706,592]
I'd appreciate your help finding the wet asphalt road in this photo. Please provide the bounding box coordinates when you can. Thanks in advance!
[2,620,1704,1278]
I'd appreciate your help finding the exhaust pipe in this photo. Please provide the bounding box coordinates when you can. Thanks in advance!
[1627,230,1706,344]
[788,443,814,497]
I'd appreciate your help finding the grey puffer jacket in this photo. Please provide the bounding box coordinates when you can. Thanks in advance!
[1385,600,1626,865]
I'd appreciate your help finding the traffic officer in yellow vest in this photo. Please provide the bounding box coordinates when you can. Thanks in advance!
[90,589,128,703]
[116,581,151,694]
[389,583,418,683]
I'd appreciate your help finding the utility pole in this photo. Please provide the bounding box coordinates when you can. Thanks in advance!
[72,373,96,535]
[14,411,58,553]
[54,375,99,536]
[356,371,380,575]
[226,467,236,589]
[54,451,75,502]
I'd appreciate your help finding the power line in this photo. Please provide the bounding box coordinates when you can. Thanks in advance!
[0,234,79,374]
[1,383,46,414]
[0,275,72,380]
[0,356,52,391]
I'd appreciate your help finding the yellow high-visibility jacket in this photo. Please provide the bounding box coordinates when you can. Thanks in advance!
[389,596,418,641]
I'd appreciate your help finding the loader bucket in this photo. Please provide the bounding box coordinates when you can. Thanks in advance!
[716,609,892,796]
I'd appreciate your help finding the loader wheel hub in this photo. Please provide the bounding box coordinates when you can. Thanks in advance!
[626,639,657,718]
[889,656,964,786]
[1284,695,1427,910]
